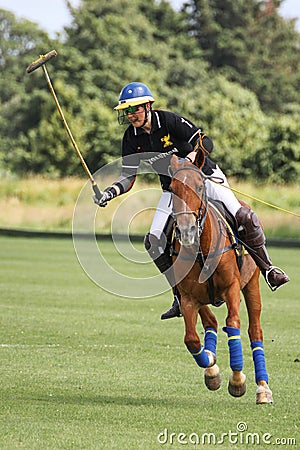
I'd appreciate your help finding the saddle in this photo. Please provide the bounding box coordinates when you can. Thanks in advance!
[208,198,246,271]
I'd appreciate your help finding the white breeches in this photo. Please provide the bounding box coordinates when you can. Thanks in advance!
[150,191,173,240]
[206,165,241,216]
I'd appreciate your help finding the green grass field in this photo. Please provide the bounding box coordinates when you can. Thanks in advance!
[0,236,299,449]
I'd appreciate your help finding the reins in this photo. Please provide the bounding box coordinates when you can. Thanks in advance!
[206,176,300,219]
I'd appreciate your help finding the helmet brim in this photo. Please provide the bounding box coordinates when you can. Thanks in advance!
[114,96,155,110]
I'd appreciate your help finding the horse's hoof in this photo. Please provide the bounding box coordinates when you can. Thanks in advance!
[228,373,246,397]
[204,364,221,391]
[256,385,274,404]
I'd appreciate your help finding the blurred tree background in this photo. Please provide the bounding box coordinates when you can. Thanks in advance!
[0,0,299,183]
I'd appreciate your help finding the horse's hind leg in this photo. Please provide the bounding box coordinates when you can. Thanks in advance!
[199,306,221,390]
[223,284,247,397]
[242,269,273,404]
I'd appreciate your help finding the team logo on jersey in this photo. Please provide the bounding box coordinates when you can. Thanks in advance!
[161,133,173,148]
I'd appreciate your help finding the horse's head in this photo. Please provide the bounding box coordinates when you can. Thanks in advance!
[170,156,206,247]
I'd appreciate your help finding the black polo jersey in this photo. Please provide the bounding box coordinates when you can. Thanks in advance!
[120,110,216,191]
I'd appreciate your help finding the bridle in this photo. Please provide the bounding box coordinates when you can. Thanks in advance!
[171,164,208,238]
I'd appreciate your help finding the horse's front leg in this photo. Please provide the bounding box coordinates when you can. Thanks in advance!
[198,306,221,390]
[223,283,246,397]
[243,270,273,404]
[182,297,215,369]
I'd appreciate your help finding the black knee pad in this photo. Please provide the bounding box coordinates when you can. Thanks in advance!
[144,232,167,260]
[144,232,174,276]
[235,206,265,248]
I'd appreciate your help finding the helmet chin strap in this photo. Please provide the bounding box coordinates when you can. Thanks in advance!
[139,105,151,128]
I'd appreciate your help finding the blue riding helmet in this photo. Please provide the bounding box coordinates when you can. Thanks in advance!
[114,82,155,110]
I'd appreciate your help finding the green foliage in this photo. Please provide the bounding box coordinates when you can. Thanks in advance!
[0,1,299,182]
[184,75,269,177]
[244,114,300,183]
[183,0,300,114]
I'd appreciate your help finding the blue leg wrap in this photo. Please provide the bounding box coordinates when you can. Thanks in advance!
[189,346,210,368]
[251,341,269,384]
[223,326,243,371]
[204,327,217,354]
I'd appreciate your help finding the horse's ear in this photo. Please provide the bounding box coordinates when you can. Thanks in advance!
[170,154,179,174]
[194,149,205,170]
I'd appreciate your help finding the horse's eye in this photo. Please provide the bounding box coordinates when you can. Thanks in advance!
[196,185,203,194]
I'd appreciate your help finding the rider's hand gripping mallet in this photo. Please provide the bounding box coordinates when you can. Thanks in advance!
[26,50,103,201]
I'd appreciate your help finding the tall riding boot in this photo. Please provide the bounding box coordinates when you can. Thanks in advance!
[144,232,182,320]
[160,288,181,320]
[235,206,290,291]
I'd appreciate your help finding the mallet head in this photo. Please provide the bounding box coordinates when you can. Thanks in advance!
[26,50,57,73]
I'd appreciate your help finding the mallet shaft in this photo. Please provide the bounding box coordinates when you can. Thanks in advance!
[26,50,103,200]
[42,65,95,183]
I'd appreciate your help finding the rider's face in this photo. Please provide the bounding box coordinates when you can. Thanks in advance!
[126,104,150,128]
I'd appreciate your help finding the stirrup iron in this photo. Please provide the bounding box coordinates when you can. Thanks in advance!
[265,266,289,292]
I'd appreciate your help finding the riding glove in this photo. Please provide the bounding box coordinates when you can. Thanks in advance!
[93,186,117,207]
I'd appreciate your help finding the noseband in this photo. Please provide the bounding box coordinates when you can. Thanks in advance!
[171,165,208,238]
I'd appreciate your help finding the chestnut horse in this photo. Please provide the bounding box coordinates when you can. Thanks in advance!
[169,154,273,404]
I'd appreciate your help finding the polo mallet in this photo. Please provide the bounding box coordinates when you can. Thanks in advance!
[26,50,103,201]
